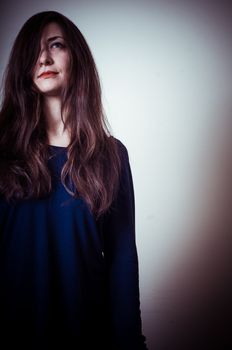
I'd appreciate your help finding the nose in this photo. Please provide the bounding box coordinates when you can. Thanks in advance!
[39,49,53,66]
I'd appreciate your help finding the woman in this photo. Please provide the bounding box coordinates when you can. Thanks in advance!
[0,11,148,350]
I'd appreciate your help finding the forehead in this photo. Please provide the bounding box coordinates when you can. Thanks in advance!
[40,22,64,42]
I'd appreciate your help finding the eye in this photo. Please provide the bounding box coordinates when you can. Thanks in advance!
[50,42,64,49]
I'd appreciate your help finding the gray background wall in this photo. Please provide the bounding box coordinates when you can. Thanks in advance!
[1,1,232,349]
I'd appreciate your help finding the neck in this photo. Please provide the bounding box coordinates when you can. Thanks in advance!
[42,96,70,147]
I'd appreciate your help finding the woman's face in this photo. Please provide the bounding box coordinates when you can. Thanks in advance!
[32,22,71,97]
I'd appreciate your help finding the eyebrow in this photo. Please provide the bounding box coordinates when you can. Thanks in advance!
[46,36,64,43]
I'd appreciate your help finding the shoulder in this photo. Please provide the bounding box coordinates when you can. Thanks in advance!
[112,136,127,152]
[110,137,133,189]
[110,136,129,161]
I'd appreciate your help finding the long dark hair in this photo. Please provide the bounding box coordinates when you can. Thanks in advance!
[0,11,121,219]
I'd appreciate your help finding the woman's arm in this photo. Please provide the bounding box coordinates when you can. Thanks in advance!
[102,139,148,350]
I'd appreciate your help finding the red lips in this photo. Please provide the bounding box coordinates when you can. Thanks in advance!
[38,71,58,78]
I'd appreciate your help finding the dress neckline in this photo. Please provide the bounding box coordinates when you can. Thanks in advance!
[48,144,67,149]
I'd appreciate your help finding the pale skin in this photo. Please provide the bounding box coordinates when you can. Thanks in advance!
[32,22,71,147]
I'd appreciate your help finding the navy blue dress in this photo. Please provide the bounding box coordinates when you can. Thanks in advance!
[0,139,148,349]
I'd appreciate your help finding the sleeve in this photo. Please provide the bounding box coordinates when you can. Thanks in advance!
[102,140,148,350]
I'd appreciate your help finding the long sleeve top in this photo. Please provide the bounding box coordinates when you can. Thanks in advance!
[0,138,148,350]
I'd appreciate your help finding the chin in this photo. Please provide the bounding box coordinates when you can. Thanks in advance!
[35,85,62,96]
